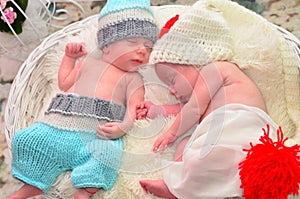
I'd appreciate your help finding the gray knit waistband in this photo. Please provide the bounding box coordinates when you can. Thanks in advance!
[45,93,126,122]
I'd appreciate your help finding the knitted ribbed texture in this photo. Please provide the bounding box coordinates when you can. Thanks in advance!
[99,0,153,18]
[11,94,126,193]
[42,113,99,133]
[150,0,233,67]
[97,0,158,49]
[12,122,123,193]
[46,93,126,122]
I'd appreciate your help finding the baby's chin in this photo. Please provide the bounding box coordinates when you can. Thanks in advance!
[178,97,188,104]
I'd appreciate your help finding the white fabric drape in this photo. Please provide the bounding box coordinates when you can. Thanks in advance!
[163,104,278,199]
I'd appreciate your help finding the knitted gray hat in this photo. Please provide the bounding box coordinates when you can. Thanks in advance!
[97,0,158,49]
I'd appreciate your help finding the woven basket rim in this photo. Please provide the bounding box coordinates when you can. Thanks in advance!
[4,14,98,148]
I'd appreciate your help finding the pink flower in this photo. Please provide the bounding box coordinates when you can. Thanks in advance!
[0,0,10,9]
[1,7,17,24]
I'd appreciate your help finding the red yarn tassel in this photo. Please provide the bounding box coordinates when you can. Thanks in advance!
[239,124,300,199]
[158,14,179,38]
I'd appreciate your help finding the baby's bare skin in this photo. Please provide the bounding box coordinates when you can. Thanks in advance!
[139,61,267,199]
[67,57,143,105]
[200,61,267,119]
[143,61,267,152]
[139,180,177,199]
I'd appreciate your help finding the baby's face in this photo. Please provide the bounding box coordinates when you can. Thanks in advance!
[104,38,153,72]
[155,63,198,103]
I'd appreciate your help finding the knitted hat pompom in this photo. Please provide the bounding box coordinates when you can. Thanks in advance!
[239,124,300,199]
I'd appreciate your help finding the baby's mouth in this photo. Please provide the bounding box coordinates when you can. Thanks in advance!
[132,59,143,64]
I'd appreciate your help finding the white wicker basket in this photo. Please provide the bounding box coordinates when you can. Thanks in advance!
[4,2,300,199]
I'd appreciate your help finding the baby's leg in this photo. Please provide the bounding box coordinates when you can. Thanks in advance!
[7,184,43,199]
[74,188,99,199]
[174,135,190,161]
[140,180,177,199]
[139,137,190,198]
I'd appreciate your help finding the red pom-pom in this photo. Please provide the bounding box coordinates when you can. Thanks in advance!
[239,124,300,199]
[158,14,179,38]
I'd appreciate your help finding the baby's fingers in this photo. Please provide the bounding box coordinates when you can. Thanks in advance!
[65,42,87,57]
[96,126,112,139]
[78,43,88,55]
[136,103,146,110]
[136,108,144,115]
[136,109,147,120]
[96,131,111,140]
[153,137,167,153]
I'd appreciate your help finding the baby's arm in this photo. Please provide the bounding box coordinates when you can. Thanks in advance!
[136,102,182,120]
[97,73,145,139]
[120,73,145,132]
[58,42,87,91]
[153,63,225,152]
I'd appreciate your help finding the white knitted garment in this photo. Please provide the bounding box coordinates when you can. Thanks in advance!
[150,0,233,66]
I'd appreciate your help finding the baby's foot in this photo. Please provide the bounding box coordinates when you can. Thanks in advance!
[139,179,177,199]
[74,188,98,199]
[6,184,42,199]
[74,190,90,199]
[6,193,25,199]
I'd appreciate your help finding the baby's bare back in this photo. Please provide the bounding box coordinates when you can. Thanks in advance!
[202,62,267,119]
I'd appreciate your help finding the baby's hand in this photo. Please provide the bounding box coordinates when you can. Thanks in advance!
[136,101,154,120]
[96,122,125,140]
[153,132,177,153]
[65,42,87,59]
[136,101,165,119]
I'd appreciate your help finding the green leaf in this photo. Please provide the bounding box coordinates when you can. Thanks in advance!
[16,0,28,12]
[12,20,23,34]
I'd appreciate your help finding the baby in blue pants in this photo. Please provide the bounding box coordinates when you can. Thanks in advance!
[8,0,158,198]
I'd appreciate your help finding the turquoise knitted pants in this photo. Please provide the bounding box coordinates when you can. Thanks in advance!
[11,122,123,193]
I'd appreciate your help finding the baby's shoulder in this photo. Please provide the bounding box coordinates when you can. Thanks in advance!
[79,57,104,69]
[212,61,237,70]
[212,61,243,76]
[124,71,143,81]
[126,70,143,77]
[121,71,144,89]
[87,57,106,67]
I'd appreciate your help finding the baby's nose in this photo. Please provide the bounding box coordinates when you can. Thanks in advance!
[136,46,148,54]
[169,87,176,95]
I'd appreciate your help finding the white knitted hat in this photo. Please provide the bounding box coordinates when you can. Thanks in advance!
[97,0,158,49]
[150,0,233,67]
